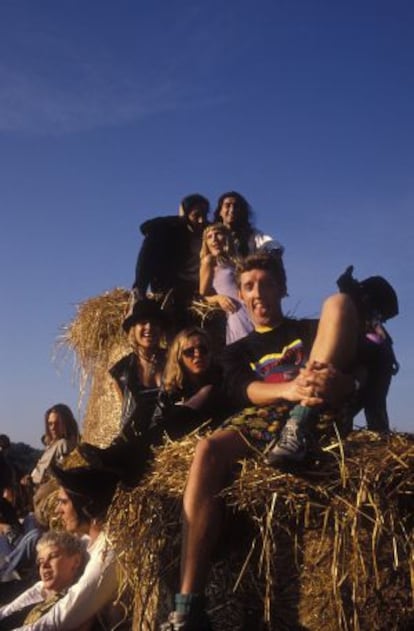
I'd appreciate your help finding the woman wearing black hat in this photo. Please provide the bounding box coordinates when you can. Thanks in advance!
[80,328,230,492]
[80,299,168,486]
[111,297,168,431]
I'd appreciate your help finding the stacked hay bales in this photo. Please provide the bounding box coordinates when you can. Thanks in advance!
[59,288,130,445]
[106,432,413,631]
[61,290,413,630]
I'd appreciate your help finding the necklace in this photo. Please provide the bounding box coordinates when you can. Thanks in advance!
[136,349,161,382]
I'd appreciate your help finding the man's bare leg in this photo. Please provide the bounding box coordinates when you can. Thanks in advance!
[308,293,359,371]
[268,293,360,464]
[180,429,251,594]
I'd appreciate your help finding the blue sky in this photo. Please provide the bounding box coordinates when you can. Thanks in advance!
[0,0,412,446]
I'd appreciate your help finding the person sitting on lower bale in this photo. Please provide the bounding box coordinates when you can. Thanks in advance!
[80,327,228,487]
[111,297,169,431]
[160,252,377,631]
[78,297,169,486]
[151,326,229,438]
[0,531,87,630]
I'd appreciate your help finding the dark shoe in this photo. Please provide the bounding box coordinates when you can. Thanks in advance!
[160,610,212,631]
[266,419,308,465]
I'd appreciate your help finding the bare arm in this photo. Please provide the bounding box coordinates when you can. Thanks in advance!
[246,375,315,407]
[199,255,215,295]
[199,255,238,313]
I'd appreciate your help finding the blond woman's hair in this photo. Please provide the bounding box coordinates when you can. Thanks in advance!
[162,327,211,394]
[199,223,237,263]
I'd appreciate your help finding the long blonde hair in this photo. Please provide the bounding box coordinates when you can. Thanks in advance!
[199,223,237,264]
[162,327,211,394]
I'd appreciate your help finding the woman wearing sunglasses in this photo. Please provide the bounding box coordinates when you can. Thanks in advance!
[152,326,224,437]
[81,327,225,487]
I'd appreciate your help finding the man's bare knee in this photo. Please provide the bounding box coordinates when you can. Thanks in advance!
[320,293,358,323]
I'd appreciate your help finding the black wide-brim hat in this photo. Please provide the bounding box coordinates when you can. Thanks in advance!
[359,276,399,321]
[122,297,169,333]
[51,464,119,519]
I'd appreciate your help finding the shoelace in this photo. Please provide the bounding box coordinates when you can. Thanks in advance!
[278,423,300,449]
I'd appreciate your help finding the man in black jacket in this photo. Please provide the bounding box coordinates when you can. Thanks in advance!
[133,194,209,330]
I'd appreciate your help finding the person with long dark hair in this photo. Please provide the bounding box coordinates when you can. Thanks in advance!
[213,191,284,258]
[21,405,79,490]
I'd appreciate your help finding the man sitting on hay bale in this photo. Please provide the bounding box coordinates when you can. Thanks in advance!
[161,252,392,631]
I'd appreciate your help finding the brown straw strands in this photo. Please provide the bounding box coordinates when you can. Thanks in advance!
[106,430,413,631]
[57,288,130,443]
[190,298,223,325]
[57,287,130,381]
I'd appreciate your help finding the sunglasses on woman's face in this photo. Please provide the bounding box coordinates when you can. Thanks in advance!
[182,344,209,359]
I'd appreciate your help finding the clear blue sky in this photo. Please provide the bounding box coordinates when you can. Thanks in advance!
[0,0,412,446]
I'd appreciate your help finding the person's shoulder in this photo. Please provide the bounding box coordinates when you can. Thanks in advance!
[220,330,257,357]
[109,353,135,376]
[140,215,182,235]
[111,352,134,368]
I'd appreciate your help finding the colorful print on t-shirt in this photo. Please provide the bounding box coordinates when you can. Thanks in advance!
[249,338,305,383]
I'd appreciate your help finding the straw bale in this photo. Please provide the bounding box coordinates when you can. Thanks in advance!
[106,430,413,631]
[58,287,130,376]
[57,288,130,444]
[81,350,124,445]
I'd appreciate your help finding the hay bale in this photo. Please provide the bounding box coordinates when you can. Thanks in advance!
[58,288,130,444]
[106,431,413,631]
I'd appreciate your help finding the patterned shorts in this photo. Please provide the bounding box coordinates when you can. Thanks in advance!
[221,402,349,451]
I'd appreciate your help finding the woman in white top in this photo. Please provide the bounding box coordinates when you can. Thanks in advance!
[22,404,79,488]
[213,191,284,258]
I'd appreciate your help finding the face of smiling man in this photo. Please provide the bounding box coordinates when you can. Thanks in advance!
[238,268,284,329]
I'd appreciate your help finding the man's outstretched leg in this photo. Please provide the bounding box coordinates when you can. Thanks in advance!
[161,430,250,630]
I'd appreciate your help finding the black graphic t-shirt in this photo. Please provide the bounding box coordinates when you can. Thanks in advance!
[220,318,318,410]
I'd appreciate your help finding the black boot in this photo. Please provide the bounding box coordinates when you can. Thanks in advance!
[79,420,153,488]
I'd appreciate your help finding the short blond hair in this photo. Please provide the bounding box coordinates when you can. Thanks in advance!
[36,531,86,561]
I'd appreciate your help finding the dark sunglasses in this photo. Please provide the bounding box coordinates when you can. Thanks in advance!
[182,344,209,358]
